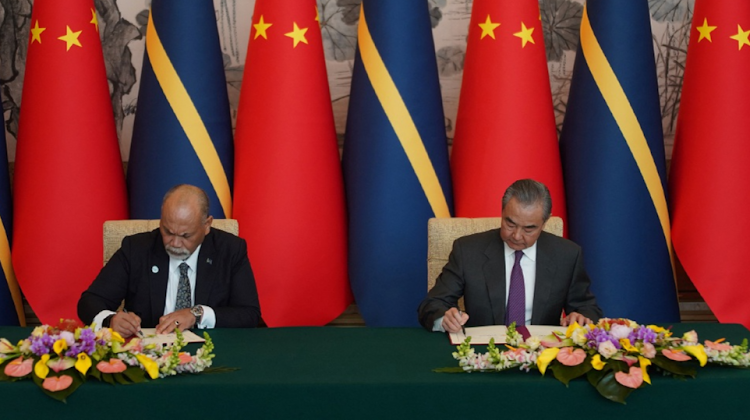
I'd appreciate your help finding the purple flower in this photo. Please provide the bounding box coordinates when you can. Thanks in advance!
[629,326,657,344]
[29,333,56,356]
[66,328,97,357]
[585,327,621,350]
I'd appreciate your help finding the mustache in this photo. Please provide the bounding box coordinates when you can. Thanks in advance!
[165,245,190,258]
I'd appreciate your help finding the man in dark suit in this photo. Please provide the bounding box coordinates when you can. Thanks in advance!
[78,184,261,337]
[418,179,602,333]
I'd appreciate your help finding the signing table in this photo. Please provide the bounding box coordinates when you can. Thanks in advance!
[1,323,749,417]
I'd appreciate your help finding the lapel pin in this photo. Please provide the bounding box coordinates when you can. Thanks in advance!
[152,265,159,273]
[206,258,213,265]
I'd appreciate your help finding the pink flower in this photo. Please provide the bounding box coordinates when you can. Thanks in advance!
[682,330,698,344]
[662,349,692,362]
[178,352,193,365]
[42,375,73,392]
[641,342,656,358]
[704,340,732,352]
[96,359,127,373]
[556,347,587,366]
[615,366,643,389]
[609,324,633,340]
[3,356,33,377]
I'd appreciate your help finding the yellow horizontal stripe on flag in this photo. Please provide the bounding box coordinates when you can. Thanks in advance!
[0,219,25,326]
[146,11,232,217]
[579,5,675,277]
[357,8,450,218]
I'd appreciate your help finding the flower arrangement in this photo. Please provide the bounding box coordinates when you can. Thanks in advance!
[437,318,750,403]
[0,320,215,402]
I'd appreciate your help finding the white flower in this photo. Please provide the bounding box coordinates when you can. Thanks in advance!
[609,324,633,340]
[598,341,618,359]
[525,336,541,351]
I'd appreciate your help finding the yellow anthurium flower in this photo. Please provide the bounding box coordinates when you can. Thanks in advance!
[52,338,68,356]
[537,348,560,375]
[591,354,605,370]
[683,344,707,367]
[110,330,125,343]
[136,354,159,379]
[638,356,651,385]
[620,338,638,353]
[75,353,92,375]
[565,322,581,338]
[35,354,50,379]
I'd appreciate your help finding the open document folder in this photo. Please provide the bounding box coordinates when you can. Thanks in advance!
[138,328,206,346]
[449,325,564,345]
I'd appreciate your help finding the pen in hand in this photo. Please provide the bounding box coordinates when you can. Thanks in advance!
[123,308,144,338]
[458,309,466,336]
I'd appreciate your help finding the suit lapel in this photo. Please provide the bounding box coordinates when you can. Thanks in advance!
[531,233,556,324]
[483,233,507,325]
[150,234,170,324]
[194,231,215,305]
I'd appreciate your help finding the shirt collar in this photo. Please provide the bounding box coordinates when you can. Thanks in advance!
[503,240,537,262]
[169,244,202,273]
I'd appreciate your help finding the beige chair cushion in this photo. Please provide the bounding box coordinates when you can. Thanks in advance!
[427,216,563,295]
[103,219,239,265]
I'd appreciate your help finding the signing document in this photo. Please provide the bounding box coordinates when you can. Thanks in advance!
[139,328,206,346]
[449,325,563,345]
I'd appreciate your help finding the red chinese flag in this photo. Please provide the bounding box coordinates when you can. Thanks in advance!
[13,0,128,324]
[669,0,750,327]
[233,0,351,326]
[450,0,566,226]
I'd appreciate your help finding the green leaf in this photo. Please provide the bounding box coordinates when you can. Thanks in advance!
[101,372,115,385]
[31,371,84,403]
[113,372,130,385]
[651,355,697,378]
[548,360,593,386]
[587,370,634,404]
[122,366,147,383]
[433,367,471,373]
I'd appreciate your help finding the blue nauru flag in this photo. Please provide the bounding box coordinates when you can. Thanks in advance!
[559,0,679,323]
[0,125,23,326]
[343,0,453,327]
[128,0,233,218]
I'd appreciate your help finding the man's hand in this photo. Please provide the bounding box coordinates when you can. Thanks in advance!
[110,311,142,338]
[156,309,196,335]
[561,311,592,327]
[441,307,469,333]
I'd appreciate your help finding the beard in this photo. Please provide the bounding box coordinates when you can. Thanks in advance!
[165,245,190,259]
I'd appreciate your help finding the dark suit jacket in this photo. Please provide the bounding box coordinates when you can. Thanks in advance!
[418,230,602,330]
[78,228,261,328]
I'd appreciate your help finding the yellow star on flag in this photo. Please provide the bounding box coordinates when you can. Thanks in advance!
[31,20,46,44]
[253,15,272,40]
[90,8,99,32]
[513,22,535,47]
[58,26,82,51]
[478,15,500,40]
[316,6,320,23]
[696,18,716,42]
[729,24,750,51]
[285,22,308,48]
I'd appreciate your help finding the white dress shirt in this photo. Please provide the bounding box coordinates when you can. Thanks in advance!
[432,240,538,331]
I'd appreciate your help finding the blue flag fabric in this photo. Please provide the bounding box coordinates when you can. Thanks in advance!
[559,0,679,322]
[0,125,24,326]
[343,0,453,327]
[128,0,233,218]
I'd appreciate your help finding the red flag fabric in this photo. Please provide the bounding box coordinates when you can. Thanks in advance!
[233,0,351,326]
[450,0,566,225]
[669,1,750,327]
[13,0,128,324]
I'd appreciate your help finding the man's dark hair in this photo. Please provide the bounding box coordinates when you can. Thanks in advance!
[501,179,552,222]
[162,184,210,220]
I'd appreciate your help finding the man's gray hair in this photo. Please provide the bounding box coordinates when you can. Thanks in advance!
[501,179,552,222]
[162,184,210,220]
